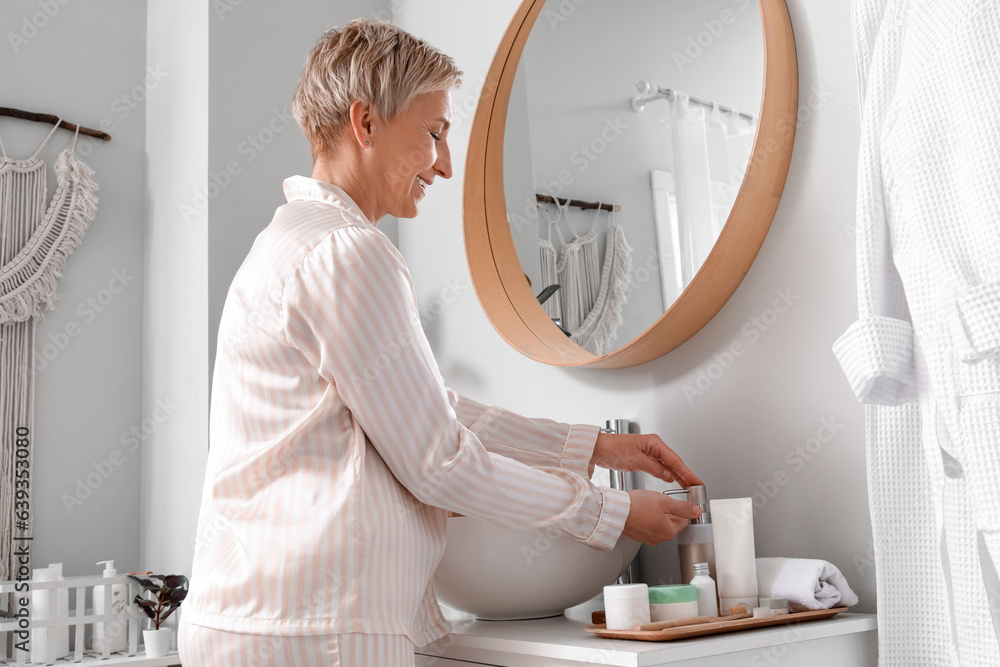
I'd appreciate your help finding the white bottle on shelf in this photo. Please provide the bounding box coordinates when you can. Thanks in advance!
[30,565,56,664]
[92,560,128,654]
[691,561,719,618]
[47,563,70,657]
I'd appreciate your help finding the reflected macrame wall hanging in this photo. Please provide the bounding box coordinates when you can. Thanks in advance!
[0,108,108,591]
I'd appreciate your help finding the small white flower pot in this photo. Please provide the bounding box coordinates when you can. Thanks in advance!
[143,628,172,658]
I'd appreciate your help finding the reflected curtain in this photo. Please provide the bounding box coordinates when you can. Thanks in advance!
[664,94,755,289]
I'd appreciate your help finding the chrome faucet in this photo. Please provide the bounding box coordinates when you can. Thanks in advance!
[603,419,639,585]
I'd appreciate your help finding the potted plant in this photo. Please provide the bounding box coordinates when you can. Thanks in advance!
[128,574,188,658]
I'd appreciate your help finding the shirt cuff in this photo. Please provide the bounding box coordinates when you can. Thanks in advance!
[560,423,601,479]
[833,316,918,405]
[580,487,631,551]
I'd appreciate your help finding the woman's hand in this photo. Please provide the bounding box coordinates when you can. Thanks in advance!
[623,490,703,545]
[590,432,704,488]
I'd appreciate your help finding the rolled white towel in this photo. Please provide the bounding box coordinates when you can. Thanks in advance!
[755,557,860,612]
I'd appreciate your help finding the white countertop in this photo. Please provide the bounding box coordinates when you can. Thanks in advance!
[417,600,877,667]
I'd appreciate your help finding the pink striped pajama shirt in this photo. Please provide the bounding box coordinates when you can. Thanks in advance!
[180,177,631,665]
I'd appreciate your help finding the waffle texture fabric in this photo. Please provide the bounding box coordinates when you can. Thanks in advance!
[834,1,1000,664]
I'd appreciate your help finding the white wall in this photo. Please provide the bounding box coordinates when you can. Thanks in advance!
[142,0,210,582]
[396,0,874,613]
[1,0,147,577]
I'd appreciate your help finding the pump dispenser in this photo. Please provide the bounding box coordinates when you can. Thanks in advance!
[669,485,717,585]
[92,560,128,654]
[48,563,70,657]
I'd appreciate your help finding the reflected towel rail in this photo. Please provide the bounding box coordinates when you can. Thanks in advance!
[630,81,755,122]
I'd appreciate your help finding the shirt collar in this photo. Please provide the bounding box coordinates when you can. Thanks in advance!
[283,176,373,226]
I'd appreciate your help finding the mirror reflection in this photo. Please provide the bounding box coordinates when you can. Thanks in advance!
[503,0,764,355]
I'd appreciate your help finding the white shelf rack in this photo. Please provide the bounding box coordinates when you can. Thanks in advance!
[0,575,178,666]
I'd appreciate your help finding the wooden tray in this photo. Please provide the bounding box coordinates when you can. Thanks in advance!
[586,607,847,641]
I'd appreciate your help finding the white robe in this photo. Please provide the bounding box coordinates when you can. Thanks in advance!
[834,1,1000,664]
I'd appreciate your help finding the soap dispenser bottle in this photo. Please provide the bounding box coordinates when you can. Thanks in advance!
[48,563,70,657]
[30,565,56,664]
[675,485,717,585]
[92,560,128,654]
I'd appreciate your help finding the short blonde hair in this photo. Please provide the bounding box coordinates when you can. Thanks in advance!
[293,19,463,158]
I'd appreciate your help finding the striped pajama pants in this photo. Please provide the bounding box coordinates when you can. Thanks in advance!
[178,617,415,666]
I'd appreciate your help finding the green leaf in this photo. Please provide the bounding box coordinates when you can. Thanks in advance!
[127,575,159,590]
[163,575,187,590]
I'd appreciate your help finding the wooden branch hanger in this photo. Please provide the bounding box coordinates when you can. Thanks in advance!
[0,107,112,141]
[536,194,620,213]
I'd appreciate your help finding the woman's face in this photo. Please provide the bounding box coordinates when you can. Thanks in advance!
[372,89,453,219]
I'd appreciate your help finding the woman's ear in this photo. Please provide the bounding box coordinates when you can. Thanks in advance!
[348,99,375,149]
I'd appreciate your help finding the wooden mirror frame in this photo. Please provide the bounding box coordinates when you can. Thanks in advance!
[463,0,798,368]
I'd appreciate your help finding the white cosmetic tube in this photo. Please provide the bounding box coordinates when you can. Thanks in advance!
[709,498,759,614]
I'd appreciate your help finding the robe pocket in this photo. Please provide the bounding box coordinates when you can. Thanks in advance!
[954,281,1000,363]
[958,393,1000,531]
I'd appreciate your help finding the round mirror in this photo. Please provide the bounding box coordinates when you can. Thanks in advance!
[464,0,798,368]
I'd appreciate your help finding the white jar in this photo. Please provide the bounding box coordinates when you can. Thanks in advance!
[760,597,790,615]
[603,584,650,630]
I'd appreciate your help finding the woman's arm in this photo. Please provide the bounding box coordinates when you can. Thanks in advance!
[448,390,597,479]
[450,392,703,487]
[282,225,629,549]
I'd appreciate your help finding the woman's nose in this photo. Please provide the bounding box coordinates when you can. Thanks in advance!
[435,140,453,180]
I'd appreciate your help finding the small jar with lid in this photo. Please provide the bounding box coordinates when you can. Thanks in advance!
[648,584,699,622]
[759,597,790,616]
[603,584,650,630]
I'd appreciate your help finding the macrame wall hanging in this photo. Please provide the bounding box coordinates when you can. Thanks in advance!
[0,109,107,598]
[537,194,632,356]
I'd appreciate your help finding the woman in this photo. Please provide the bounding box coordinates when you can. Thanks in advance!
[179,18,703,666]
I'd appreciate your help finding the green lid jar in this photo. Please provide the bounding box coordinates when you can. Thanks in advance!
[648,585,699,622]
[648,584,698,604]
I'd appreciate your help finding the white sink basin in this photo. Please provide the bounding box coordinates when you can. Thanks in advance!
[434,515,640,620]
